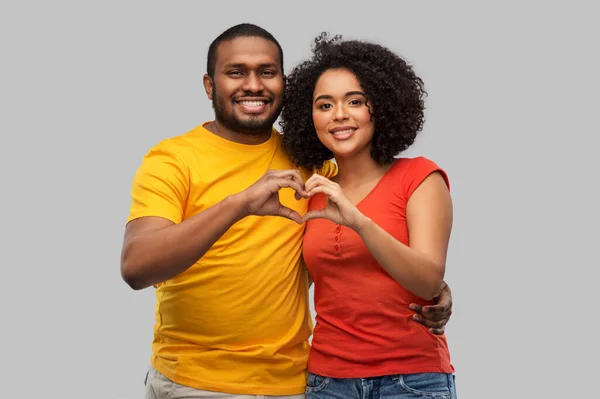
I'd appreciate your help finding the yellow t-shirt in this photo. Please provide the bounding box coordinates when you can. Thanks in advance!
[127,123,336,395]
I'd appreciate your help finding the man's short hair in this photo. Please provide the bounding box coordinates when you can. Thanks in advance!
[207,23,284,78]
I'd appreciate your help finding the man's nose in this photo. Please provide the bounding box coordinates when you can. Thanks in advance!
[241,73,264,93]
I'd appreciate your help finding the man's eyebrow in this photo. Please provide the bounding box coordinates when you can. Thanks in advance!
[314,91,366,103]
[223,62,279,69]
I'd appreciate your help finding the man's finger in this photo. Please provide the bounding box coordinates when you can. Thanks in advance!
[412,304,450,322]
[429,328,445,335]
[435,295,452,308]
[412,314,447,329]
[422,305,450,315]
[409,303,422,312]
[272,169,304,184]
[276,205,303,224]
[419,310,450,322]
[422,314,450,322]
[276,178,307,198]
[267,170,305,190]
[434,284,452,307]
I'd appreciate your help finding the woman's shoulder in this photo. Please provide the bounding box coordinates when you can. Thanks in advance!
[390,156,450,195]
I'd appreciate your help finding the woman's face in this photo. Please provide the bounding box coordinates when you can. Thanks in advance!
[312,68,375,159]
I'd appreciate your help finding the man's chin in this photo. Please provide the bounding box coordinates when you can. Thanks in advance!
[239,126,274,135]
[231,116,276,133]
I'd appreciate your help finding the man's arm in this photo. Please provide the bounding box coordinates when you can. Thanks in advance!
[120,194,247,290]
[409,281,453,335]
[121,169,307,290]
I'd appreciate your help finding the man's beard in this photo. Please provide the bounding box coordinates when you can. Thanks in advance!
[212,90,282,134]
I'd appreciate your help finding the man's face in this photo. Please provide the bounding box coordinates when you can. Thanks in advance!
[205,36,285,134]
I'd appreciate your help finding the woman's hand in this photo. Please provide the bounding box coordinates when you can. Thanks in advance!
[302,174,368,230]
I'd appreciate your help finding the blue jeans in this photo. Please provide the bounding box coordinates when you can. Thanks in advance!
[305,372,457,399]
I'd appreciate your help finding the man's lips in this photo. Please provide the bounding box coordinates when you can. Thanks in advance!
[235,98,271,114]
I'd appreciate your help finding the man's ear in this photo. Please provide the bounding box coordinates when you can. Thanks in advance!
[203,74,213,100]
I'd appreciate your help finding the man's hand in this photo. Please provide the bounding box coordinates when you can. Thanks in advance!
[240,169,307,224]
[409,281,453,335]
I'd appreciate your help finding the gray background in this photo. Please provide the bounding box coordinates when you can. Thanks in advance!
[1,1,598,398]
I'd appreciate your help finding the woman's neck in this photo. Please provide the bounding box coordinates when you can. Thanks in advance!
[334,150,394,188]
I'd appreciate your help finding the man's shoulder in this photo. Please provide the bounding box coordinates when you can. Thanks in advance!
[296,160,338,181]
[316,159,338,178]
[150,135,190,154]
[145,124,208,159]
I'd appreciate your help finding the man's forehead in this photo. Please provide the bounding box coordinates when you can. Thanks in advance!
[215,37,281,68]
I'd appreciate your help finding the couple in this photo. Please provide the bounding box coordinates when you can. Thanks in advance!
[121,23,457,399]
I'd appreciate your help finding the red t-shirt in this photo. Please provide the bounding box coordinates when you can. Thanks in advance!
[303,157,454,378]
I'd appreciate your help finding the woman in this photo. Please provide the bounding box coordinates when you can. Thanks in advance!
[280,34,457,398]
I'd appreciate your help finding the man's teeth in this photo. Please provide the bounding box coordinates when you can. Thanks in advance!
[240,101,265,106]
[333,129,354,135]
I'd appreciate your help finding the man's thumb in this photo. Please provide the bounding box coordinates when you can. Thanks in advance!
[277,205,303,224]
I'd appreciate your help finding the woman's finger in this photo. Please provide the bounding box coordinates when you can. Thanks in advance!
[307,185,337,199]
[302,209,328,222]
[305,174,338,192]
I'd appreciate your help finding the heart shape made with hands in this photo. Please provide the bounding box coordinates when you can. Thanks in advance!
[301,174,363,228]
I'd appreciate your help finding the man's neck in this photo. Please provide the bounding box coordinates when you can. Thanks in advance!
[205,120,272,145]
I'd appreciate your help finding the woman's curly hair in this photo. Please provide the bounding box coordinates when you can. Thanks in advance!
[279,33,427,170]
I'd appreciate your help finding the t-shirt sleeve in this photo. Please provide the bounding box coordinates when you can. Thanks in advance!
[315,159,338,179]
[126,146,190,225]
[404,157,450,200]
[299,159,338,181]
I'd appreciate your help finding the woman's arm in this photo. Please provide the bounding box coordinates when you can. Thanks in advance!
[354,172,453,299]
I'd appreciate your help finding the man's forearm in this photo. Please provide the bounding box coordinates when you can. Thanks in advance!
[121,194,247,289]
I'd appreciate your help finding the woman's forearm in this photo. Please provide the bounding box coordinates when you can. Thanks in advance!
[354,217,445,300]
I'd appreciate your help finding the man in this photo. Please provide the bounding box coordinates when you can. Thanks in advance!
[121,23,453,399]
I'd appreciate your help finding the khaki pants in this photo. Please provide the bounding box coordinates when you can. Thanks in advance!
[144,365,305,399]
